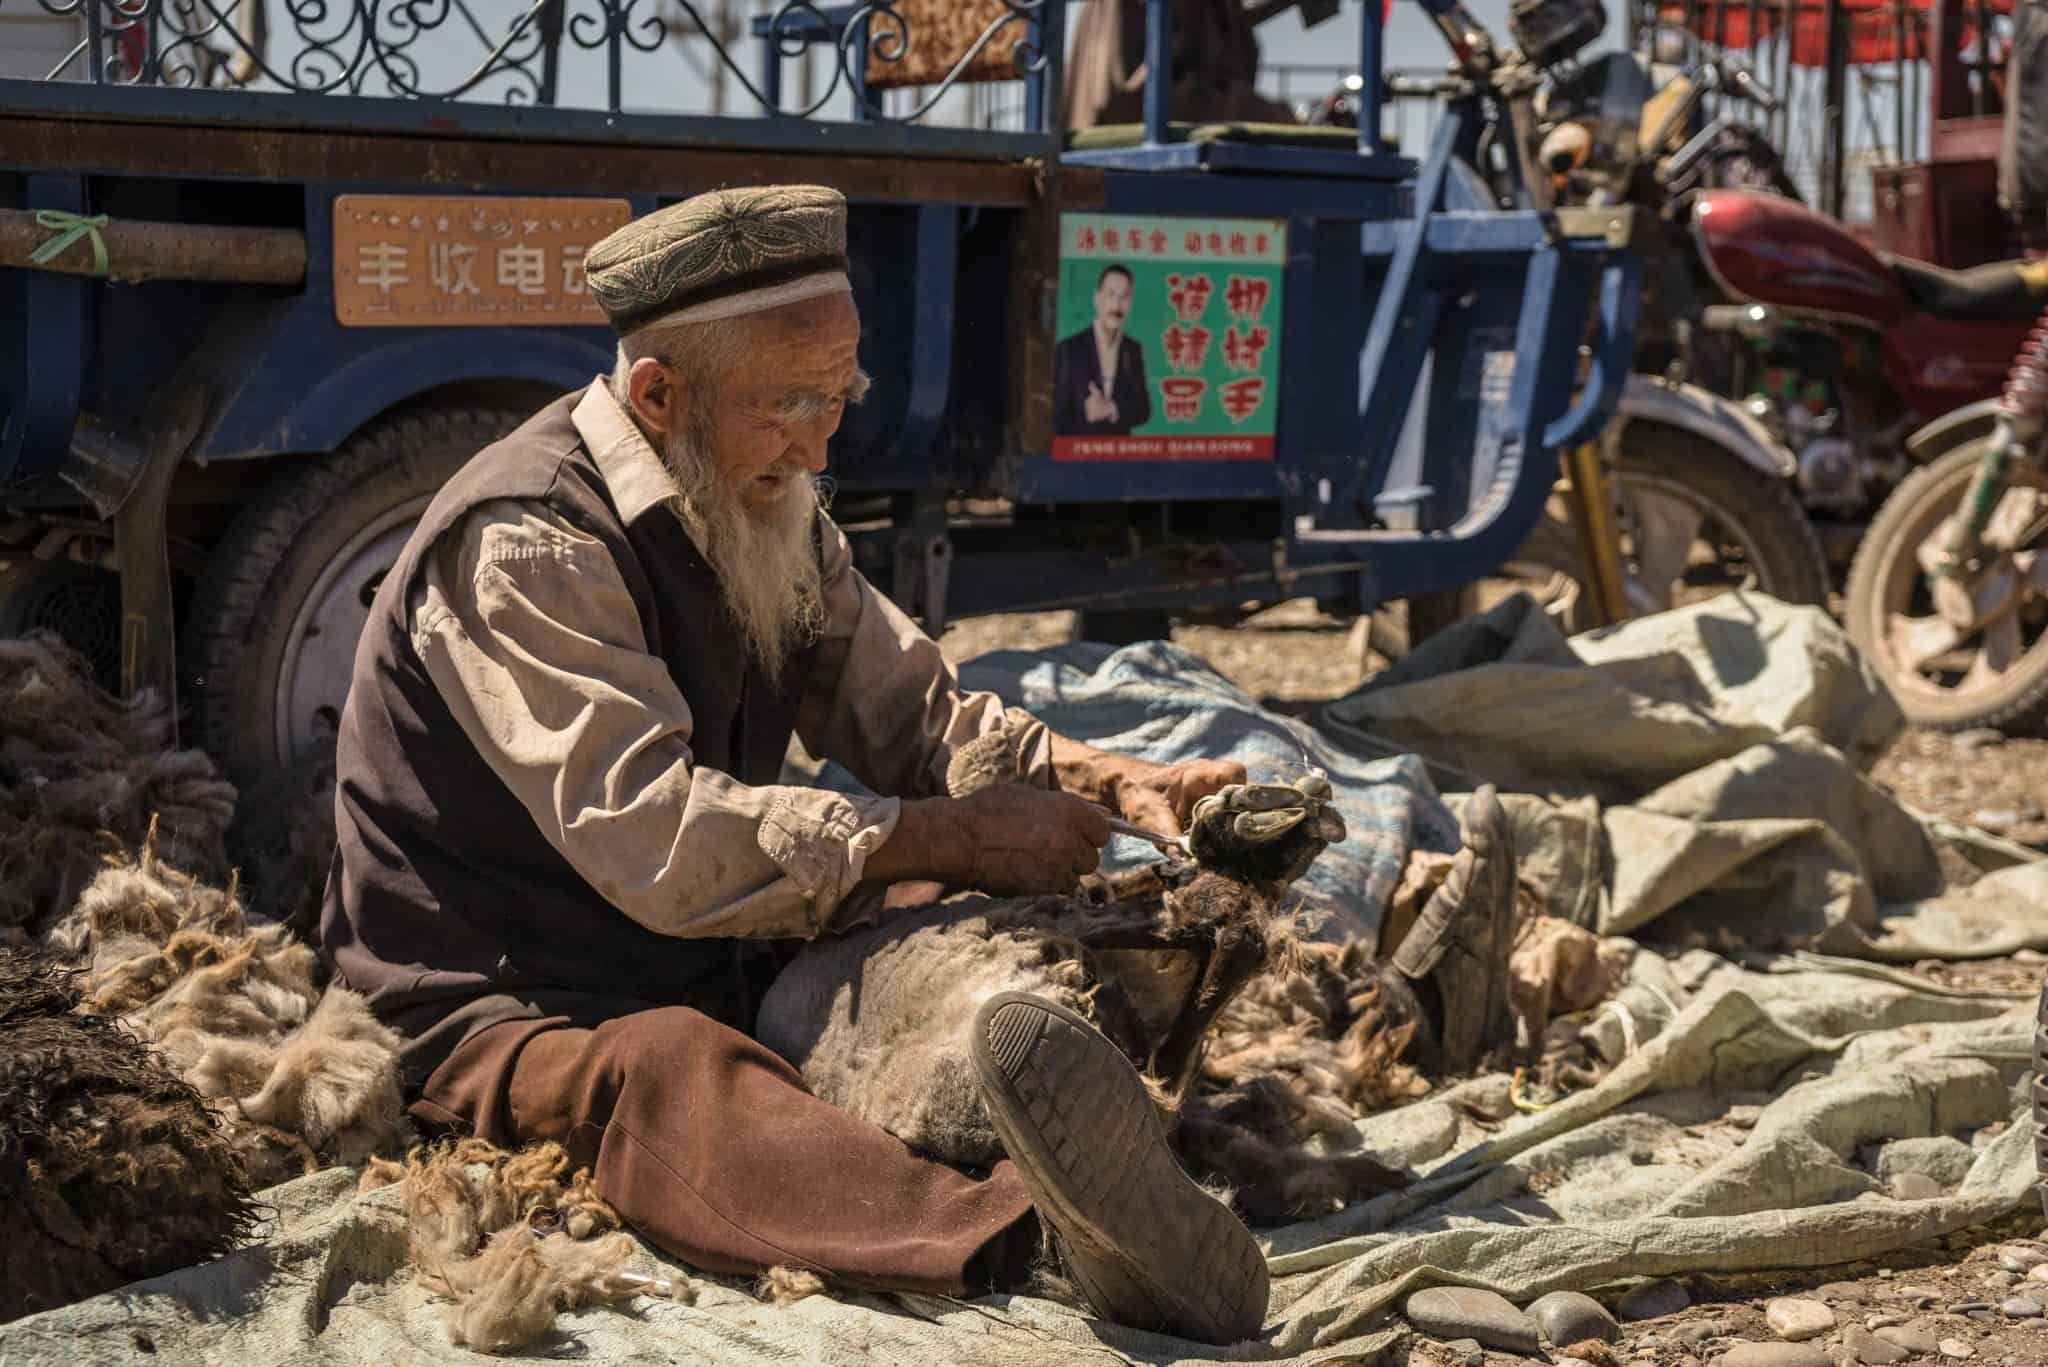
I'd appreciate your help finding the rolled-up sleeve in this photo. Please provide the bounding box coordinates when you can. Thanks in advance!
[408,499,899,940]
[795,518,1055,799]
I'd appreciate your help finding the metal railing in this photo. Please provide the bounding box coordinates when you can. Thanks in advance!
[1,0,1057,130]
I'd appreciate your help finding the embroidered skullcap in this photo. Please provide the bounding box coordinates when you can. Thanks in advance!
[584,185,851,335]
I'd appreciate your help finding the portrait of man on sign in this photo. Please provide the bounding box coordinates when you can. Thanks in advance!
[1054,263,1153,437]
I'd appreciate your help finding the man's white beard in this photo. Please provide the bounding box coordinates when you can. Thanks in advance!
[661,424,824,687]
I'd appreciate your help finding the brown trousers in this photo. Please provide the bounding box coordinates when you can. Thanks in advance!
[411,1005,1039,1294]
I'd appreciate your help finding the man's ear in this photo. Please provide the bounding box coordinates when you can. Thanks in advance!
[625,356,680,440]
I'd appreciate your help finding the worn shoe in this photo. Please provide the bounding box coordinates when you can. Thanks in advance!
[1389,784,1519,1074]
[970,991,1269,1345]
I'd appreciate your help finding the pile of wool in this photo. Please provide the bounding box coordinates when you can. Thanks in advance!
[758,863,1408,1225]
[0,947,258,1324]
[41,822,413,1189]
[0,634,236,937]
[1183,938,1431,1220]
[359,1138,689,1353]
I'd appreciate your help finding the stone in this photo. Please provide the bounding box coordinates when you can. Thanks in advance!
[1403,1287,1541,1354]
[1869,1313,1910,1331]
[1984,1273,2018,1293]
[1878,1325,1942,1356]
[1718,1344,1832,1367]
[1892,1174,1946,1201]
[1999,1246,2048,1273]
[1896,1286,1944,1307]
[1672,1317,1737,1347]
[1557,1359,1596,1367]
[1879,1138,1978,1189]
[1846,1326,1915,1365]
[1444,1336,1485,1367]
[2000,1298,2042,1318]
[1527,1291,1621,1346]
[1974,809,2023,832]
[1966,1311,1997,1326]
[1634,1333,1669,1351]
[1938,1339,1974,1359]
[1953,728,2006,752]
[1766,1298,1837,1341]
[1616,1279,1690,1321]
[2030,1266,2048,1285]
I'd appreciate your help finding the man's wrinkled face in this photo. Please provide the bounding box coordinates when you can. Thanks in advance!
[1093,272,1132,334]
[701,291,869,515]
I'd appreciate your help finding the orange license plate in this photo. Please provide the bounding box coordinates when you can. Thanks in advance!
[332,194,633,328]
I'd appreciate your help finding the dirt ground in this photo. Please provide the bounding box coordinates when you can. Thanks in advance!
[938,600,2048,1365]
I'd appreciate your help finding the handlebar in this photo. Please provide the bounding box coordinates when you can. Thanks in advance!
[1721,63,1780,115]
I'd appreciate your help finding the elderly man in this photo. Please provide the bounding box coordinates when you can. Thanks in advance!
[316,186,1271,1344]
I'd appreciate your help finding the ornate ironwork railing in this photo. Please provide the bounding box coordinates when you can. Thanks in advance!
[3,0,1056,130]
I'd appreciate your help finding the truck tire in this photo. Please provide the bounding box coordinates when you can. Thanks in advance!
[181,405,527,792]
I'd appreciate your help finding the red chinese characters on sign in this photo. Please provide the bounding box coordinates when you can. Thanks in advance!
[1219,376,1266,424]
[1222,325,1270,373]
[1165,272,1213,323]
[1161,324,1212,373]
[1229,232,1248,255]
[1206,231,1225,254]
[1159,377,1207,423]
[1149,229,1168,255]
[1076,227,1098,250]
[1224,275,1271,323]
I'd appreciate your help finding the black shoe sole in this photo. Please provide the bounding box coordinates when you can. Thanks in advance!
[971,990,1269,1345]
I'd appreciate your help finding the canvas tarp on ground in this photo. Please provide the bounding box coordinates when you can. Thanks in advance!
[5,593,2044,1364]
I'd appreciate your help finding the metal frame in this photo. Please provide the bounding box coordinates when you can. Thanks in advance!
[3,0,1642,653]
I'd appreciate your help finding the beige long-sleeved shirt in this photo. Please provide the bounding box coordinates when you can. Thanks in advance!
[406,382,1050,941]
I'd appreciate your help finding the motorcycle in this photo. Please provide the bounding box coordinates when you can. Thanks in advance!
[1685,191,2048,570]
[1843,314,2048,731]
[1359,15,1837,657]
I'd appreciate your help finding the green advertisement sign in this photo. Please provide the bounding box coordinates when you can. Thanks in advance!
[1051,213,1287,462]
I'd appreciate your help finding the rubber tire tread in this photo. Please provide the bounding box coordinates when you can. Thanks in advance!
[1843,441,2048,732]
[1611,423,1832,611]
[180,405,526,789]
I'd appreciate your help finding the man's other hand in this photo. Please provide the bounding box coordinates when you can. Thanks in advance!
[866,787,1113,896]
[1114,759,1246,838]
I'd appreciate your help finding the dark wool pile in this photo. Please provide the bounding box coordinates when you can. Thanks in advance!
[0,948,257,1325]
[0,634,236,934]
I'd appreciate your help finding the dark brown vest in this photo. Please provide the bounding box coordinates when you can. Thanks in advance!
[316,390,811,1085]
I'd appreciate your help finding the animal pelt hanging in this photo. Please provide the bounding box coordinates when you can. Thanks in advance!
[43,824,413,1188]
[757,862,1409,1223]
[359,1138,688,1354]
[0,948,258,1325]
[0,633,237,934]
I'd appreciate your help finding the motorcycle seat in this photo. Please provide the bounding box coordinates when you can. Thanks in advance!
[1885,255,2048,324]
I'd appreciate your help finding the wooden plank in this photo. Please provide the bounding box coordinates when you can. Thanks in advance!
[0,206,306,283]
[0,115,1048,209]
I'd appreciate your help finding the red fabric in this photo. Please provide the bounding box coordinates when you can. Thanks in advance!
[1659,0,2011,66]
[411,1006,1038,1294]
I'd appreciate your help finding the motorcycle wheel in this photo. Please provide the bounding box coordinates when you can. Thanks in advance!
[1844,439,2048,731]
[1372,422,1829,659]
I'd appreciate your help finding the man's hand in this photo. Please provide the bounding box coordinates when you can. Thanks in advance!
[1046,734,1246,837]
[1113,759,1247,838]
[864,787,1113,896]
[1083,381,1118,425]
